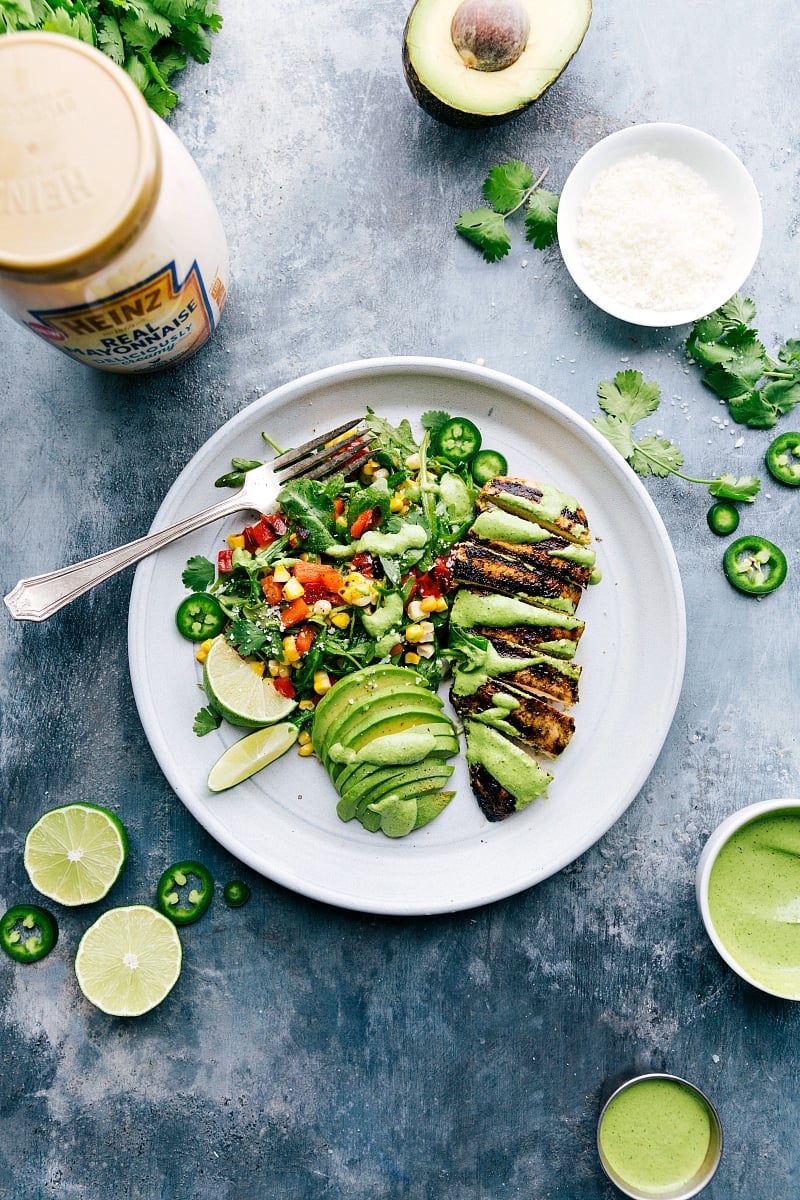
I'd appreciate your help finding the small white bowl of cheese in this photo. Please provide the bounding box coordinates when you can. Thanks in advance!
[557,122,763,327]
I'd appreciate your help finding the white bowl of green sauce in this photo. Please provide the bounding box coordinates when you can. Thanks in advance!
[597,1073,723,1199]
[696,798,800,1000]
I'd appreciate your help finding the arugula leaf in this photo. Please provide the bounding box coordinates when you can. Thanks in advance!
[182,555,215,591]
[276,476,341,553]
[687,294,800,428]
[456,160,557,262]
[193,703,221,737]
[591,370,761,503]
[364,408,418,465]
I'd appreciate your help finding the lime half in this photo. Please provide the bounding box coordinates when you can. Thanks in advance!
[75,905,182,1016]
[208,722,298,792]
[24,803,128,906]
[203,637,297,727]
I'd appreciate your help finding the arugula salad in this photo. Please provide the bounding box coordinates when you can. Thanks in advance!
[178,410,506,739]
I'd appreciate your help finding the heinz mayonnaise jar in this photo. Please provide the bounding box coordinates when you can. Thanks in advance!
[0,32,229,372]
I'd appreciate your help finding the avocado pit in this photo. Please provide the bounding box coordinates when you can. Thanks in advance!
[450,0,530,72]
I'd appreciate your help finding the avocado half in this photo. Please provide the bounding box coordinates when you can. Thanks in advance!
[402,0,592,129]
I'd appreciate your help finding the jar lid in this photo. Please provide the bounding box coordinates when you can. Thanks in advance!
[0,32,162,281]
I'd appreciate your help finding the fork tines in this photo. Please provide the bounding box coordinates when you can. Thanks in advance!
[274,419,376,482]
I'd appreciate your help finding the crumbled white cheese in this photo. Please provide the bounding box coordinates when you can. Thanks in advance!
[576,152,735,311]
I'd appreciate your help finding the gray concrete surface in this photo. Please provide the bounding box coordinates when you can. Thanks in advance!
[1,1,799,1197]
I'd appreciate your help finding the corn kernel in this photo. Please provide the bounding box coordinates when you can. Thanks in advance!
[433,596,448,613]
[360,458,379,477]
[283,576,305,601]
[313,670,332,695]
[299,730,312,745]
[299,699,316,711]
[298,742,315,757]
[273,564,290,583]
[404,651,421,665]
[405,623,424,643]
[331,611,351,628]
[420,595,439,613]
[227,533,245,551]
[282,636,300,664]
[389,495,405,513]
[419,621,435,643]
[248,660,266,677]
[268,659,281,677]
[405,452,421,471]
[416,643,435,659]
[312,599,332,615]
[277,665,291,678]
[407,599,425,621]
[195,638,214,664]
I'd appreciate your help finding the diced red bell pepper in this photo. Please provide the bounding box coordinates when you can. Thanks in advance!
[264,513,288,537]
[349,506,380,539]
[281,597,311,628]
[272,675,296,699]
[293,560,344,593]
[333,498,345,518]
[295,626,316,654]
[261,575,284,605]
[217,549,234,573]
[244,515,277,550]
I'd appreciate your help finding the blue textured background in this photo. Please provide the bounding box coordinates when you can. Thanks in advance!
[1,2,799,1196]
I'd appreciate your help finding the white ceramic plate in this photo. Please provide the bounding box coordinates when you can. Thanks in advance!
[557,122,763,327]
[128,357,686,915]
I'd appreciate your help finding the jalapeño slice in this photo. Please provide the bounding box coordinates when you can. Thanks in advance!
[470,448,509,486]
[706,501,739,537]
[765,432,800,487]
[723,536,787,596]
[175,593,226,641]
[1,904,58,963]
[156,861,214,925]
[432,417,482,464]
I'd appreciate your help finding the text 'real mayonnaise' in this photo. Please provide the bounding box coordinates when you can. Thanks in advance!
[0,31,229,373]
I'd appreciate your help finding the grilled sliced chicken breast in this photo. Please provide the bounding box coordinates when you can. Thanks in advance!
[464,720,553,822]
[471,622,583,659]
[450,540,583,611]
[451,679,575,758]
[466,530,593,588]
[467,762,522,822]
[478,477,591,545]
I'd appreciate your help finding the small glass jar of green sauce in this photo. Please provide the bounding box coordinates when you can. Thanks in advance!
[597,1072,723,1199]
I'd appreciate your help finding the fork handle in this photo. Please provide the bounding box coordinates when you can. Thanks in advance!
[4,494,245,622]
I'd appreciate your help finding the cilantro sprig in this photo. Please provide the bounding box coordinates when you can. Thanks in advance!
[591,370,761,503]
[687,294,800,429]
[456,161,559,263]
[0,0,222,116]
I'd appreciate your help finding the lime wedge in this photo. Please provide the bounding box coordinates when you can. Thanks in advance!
[24,802,128,906]
[203,637,298,727]
[75,905,182,1017]
[207,722,298,792]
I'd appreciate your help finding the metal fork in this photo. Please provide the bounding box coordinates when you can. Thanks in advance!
[4,418,375,622]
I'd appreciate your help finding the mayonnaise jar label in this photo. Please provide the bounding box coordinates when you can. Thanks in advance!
[23,258,227,372]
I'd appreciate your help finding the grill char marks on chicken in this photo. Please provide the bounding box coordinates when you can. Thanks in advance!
[478,477,591,545]
[450,679,575,758]
[467,763,520,823]
[450,540,583,611]
[465,529,593,589]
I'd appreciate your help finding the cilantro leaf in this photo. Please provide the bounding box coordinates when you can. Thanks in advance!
[591,369,761,502]
[455,208,512,263]
[365,409,418,461]
[193,703,222,737]
[227,619,267,657]
[276,477,340,553]
[182,555,215,591]
[524,188,559,249]
[421,410,451,434]
[482,160,534,213]
[596,370,661,425]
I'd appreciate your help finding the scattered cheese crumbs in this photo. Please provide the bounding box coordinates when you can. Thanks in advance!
[576,152,735,311]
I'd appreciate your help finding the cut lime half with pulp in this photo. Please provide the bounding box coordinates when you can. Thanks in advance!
[75,905,182,1017]
[208,722,299,792]
[203,637,298,727]
[24,802,128,906]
